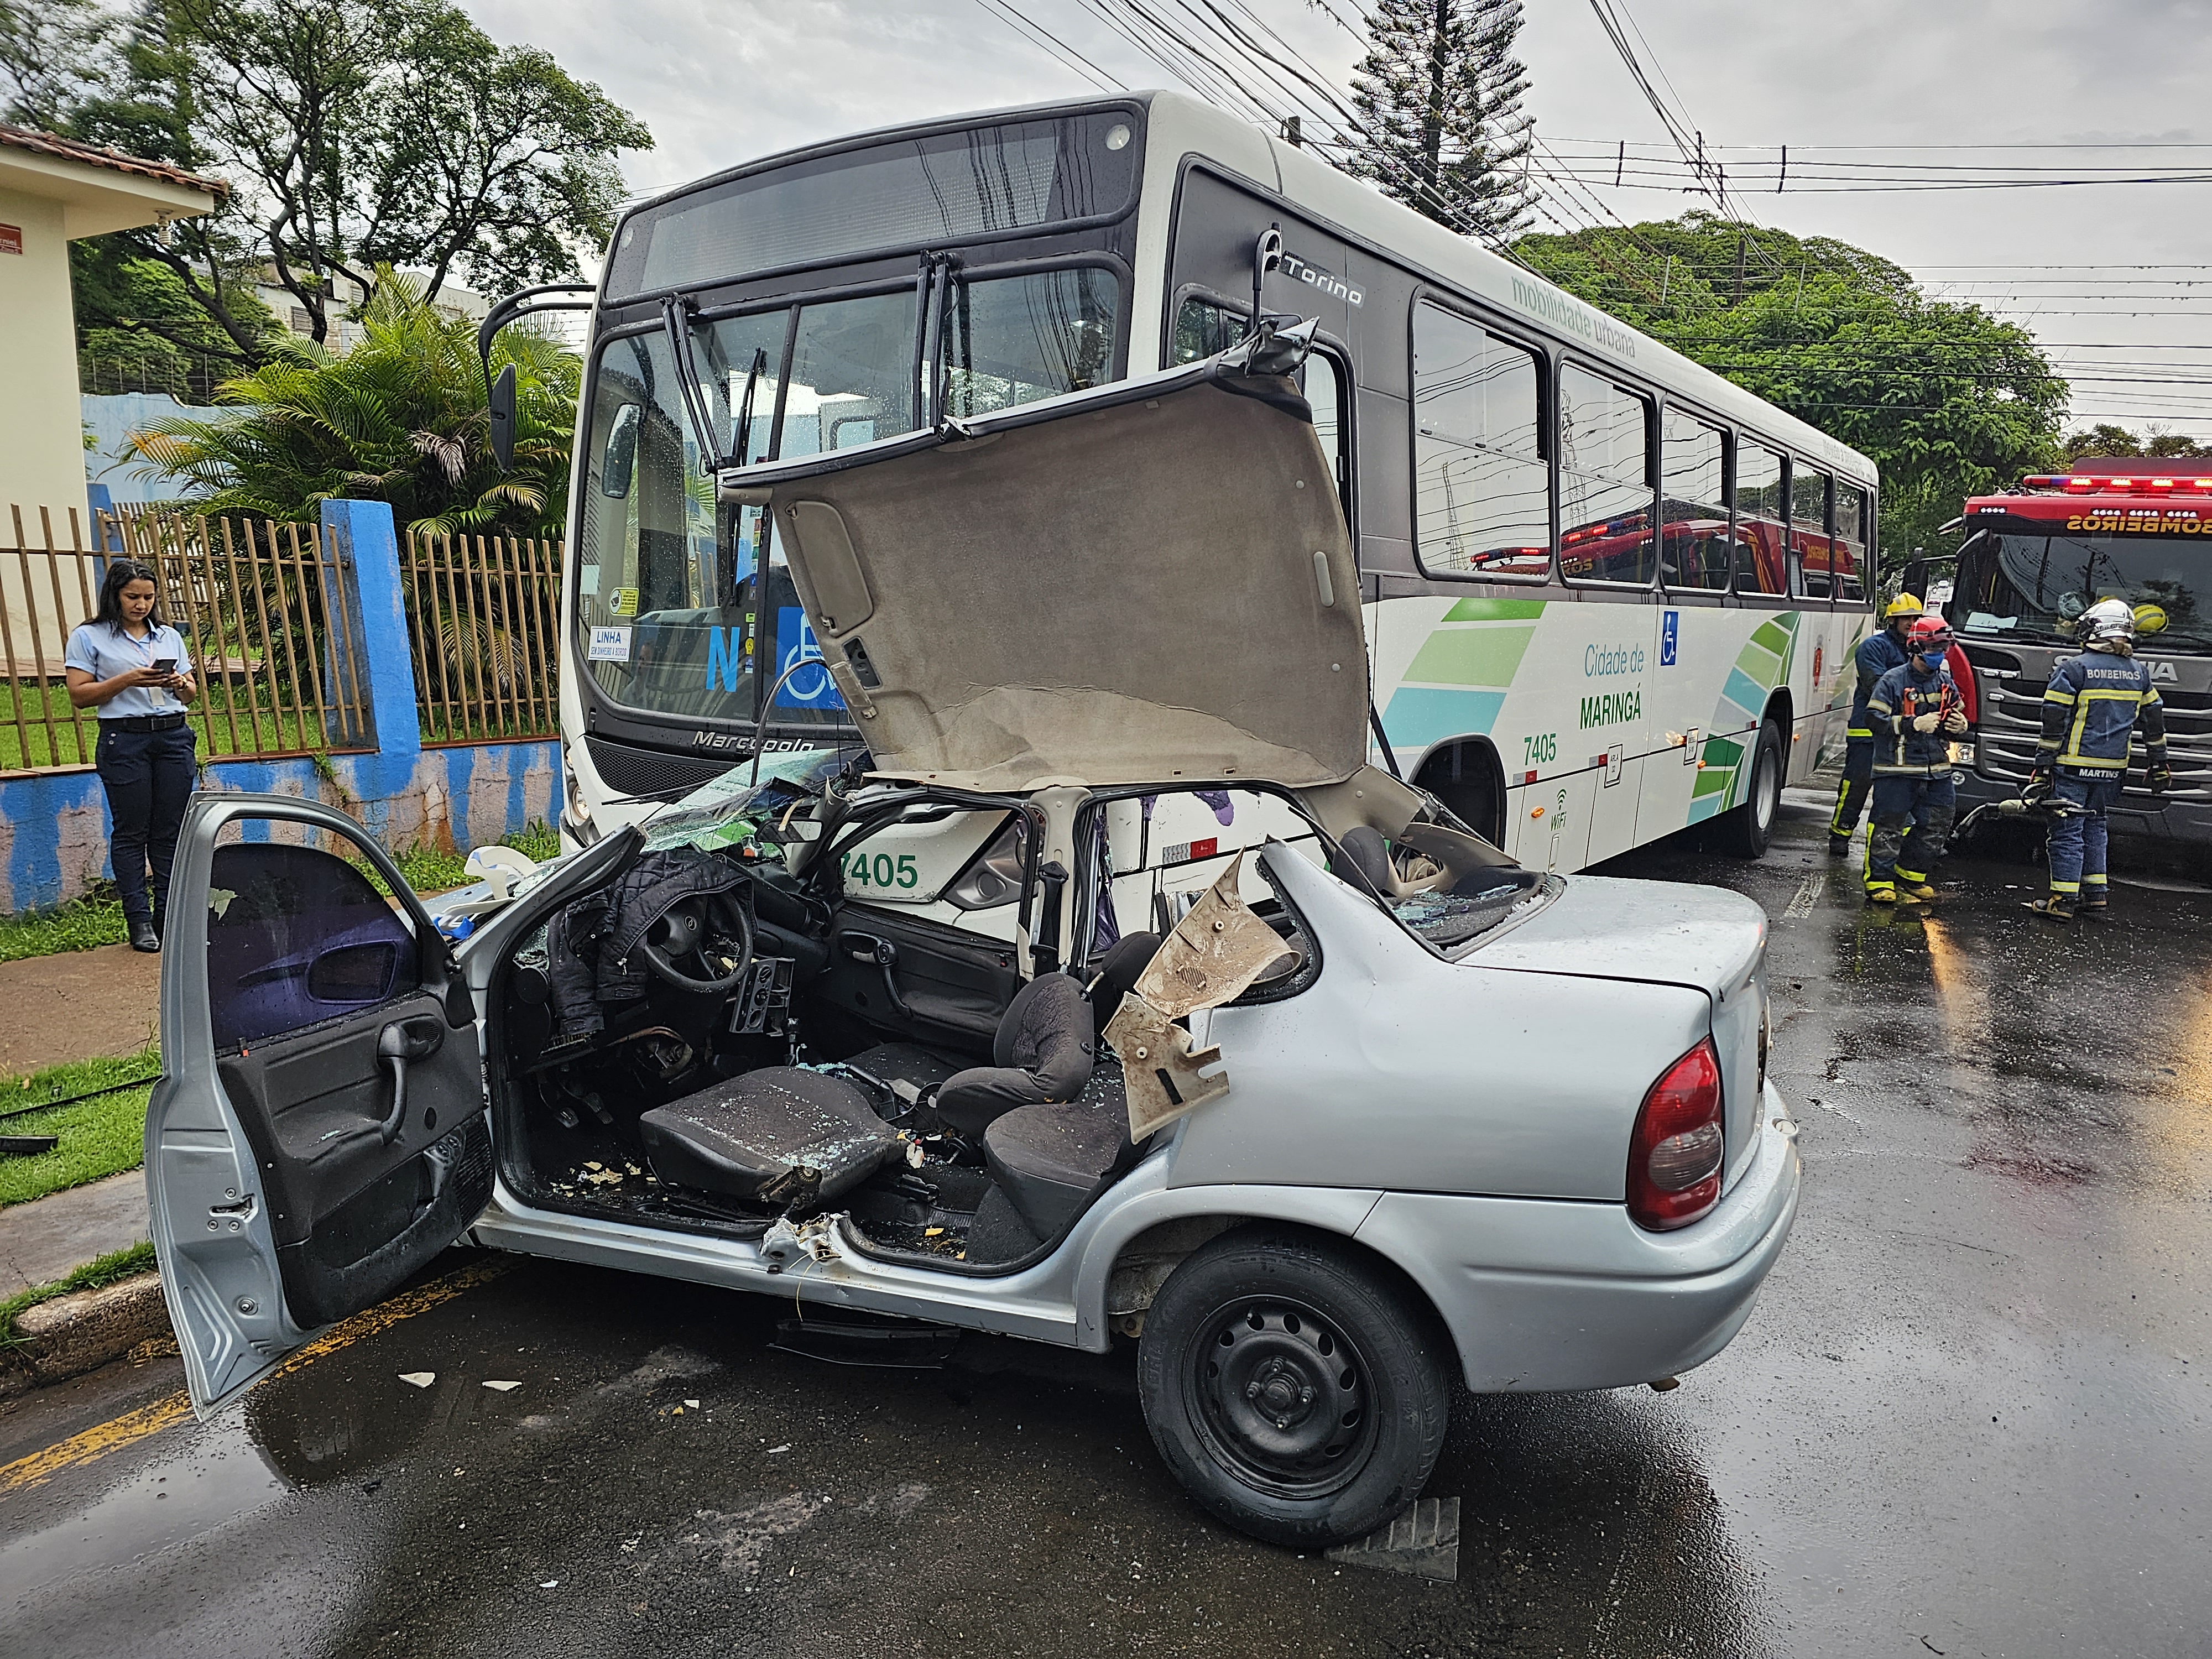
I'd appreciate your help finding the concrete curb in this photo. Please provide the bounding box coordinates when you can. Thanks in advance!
[0,1272,173,1400]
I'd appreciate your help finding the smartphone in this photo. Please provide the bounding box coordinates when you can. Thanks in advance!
[151,658,177,675]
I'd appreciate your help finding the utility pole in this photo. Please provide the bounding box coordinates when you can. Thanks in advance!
[1735,234,1746,303]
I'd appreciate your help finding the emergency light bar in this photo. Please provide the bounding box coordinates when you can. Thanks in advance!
[2021,473,2212,493]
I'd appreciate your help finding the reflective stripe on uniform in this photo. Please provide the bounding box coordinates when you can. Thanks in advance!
[2049,879,2081,894]
[1895,865,1928,883]
[2084,872,2109,886]
[2063,688,2152,768]
[2043,687,2077,706]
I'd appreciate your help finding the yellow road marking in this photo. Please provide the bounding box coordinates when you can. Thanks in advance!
[0,1254,514,1496]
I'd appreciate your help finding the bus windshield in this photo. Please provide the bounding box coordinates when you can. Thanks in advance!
[574,266,1119,731]
[1960,530,2212,654]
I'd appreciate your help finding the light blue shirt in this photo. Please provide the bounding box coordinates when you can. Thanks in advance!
[64,620,189,719]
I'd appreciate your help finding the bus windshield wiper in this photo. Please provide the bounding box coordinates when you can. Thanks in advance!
[660,294,728,469]
[733,346,768,465]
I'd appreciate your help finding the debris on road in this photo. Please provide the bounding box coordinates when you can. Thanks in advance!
[399,1372,435,1388]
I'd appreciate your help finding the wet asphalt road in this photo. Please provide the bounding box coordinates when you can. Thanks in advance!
[6,792,2210,1658]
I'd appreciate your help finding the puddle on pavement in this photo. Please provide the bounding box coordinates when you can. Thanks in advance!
[0,1413,286,1596]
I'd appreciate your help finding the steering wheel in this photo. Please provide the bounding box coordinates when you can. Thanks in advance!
[635,893,755,996]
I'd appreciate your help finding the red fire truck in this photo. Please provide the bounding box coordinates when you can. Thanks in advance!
[1941,457,2209,839]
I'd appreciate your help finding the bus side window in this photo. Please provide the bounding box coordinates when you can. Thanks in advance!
[1660,410,1730,592]
[1175,297,1350,516]
[1558,366,1655,586]
[1412,302,1550,580]
[1735,444,1786,596]
[1833,481,1869,601]
[1301,349,1349,513]
[1793,467,1834,599]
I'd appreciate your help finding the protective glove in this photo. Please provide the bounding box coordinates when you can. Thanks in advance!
[1942,711,1970,735]
[2147,763,2173,794]
[2021,768,2054,804]
[1911,712,1943,734]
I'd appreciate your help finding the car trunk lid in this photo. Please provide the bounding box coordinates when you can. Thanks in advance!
[1472,874,1770,1191]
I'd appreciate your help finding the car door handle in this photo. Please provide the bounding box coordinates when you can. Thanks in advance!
[841,933,912,1021]
[375,1015,446,1146]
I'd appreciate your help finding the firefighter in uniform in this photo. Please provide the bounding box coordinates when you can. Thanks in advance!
[2023,598,2171,919]
[1864,616,1968,904]
[1829,593,1924,857]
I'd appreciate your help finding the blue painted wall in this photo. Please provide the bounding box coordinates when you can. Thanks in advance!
[0,500,565,915]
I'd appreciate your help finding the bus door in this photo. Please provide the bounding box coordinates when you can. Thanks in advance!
[1556,364,1662,868]
[1638,410,1734,846]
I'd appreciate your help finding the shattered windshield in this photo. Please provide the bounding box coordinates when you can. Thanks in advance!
[638,746,855,854]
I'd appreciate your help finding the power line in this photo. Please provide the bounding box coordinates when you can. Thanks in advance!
[965,0,1125,88]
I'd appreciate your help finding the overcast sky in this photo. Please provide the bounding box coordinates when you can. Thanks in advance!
[465,0,2212,434]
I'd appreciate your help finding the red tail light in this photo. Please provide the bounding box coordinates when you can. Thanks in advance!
[1628,1039,1725,1231]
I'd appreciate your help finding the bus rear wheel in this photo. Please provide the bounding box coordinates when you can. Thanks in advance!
[1715,718,1784,859]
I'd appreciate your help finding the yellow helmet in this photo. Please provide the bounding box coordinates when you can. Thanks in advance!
[1884,593,1925,622]
[2135,602,2169,635]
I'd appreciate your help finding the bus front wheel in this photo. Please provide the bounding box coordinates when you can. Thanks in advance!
[1715,718,1783,859]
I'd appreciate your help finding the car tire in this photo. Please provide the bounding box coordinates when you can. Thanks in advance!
[1715,717,1784,859]
[1136,1229,1451,1548]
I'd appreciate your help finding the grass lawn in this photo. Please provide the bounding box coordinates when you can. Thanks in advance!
[0,681,336,769]
[0,1046,161,1211]
[0,890,130,962]
[1,1240,159,1345]
[358,818,562,896]
[0,821,562,966]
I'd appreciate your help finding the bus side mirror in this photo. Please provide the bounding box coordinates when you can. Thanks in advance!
[488,364,517,473]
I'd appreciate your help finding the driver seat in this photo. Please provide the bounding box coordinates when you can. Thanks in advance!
[638,1068,900,1210]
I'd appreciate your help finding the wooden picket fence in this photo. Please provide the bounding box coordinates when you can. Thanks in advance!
[0,504,563,776]
[401,528,564,744]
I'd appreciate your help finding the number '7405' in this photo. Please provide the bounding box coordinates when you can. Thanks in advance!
[845,851,920,890]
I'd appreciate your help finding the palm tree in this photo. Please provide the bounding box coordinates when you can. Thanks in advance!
[129,272,577,735]
[128,268,577,539]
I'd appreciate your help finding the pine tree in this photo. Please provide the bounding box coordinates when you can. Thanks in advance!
[1349,0,1535,240]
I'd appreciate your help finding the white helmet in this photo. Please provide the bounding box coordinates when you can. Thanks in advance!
[2079,597,2137,652]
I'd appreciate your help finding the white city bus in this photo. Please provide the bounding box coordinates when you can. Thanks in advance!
[494,88,1876,872]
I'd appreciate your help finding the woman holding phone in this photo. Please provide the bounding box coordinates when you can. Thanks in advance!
[65,559,199,952]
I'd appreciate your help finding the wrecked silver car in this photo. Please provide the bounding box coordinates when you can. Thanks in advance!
[146,331,1800,1548]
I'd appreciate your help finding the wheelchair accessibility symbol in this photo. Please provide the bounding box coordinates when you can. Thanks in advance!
[774,608,846,709]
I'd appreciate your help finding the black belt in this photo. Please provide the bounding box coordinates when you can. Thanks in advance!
[103,713,189,733]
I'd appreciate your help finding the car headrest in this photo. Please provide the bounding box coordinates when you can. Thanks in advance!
[1333,825,1394,900]
[1084,930,1163,1035]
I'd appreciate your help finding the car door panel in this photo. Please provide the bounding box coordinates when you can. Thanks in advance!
[822,905,1020,1053]
[213,988,487,1327]
[150,795,498,1415]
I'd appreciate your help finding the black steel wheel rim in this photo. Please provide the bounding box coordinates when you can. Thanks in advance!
[1183,1295,1378,1501]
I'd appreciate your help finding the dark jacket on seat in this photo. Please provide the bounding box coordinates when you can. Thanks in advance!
[547,850,744,1038]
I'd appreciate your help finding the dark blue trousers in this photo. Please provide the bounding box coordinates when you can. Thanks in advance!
[95,722,197,927]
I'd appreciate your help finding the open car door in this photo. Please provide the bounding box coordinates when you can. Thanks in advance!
[148,795,492,1415]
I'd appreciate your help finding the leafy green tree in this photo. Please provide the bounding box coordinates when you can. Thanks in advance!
[127,270,577,538]
[1349,0,1533,239]
[1,0,649,362]
[2060,425,2212,463]
[0,0,110,128]
[1516,211,2068,562]
[72,249,280,397]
